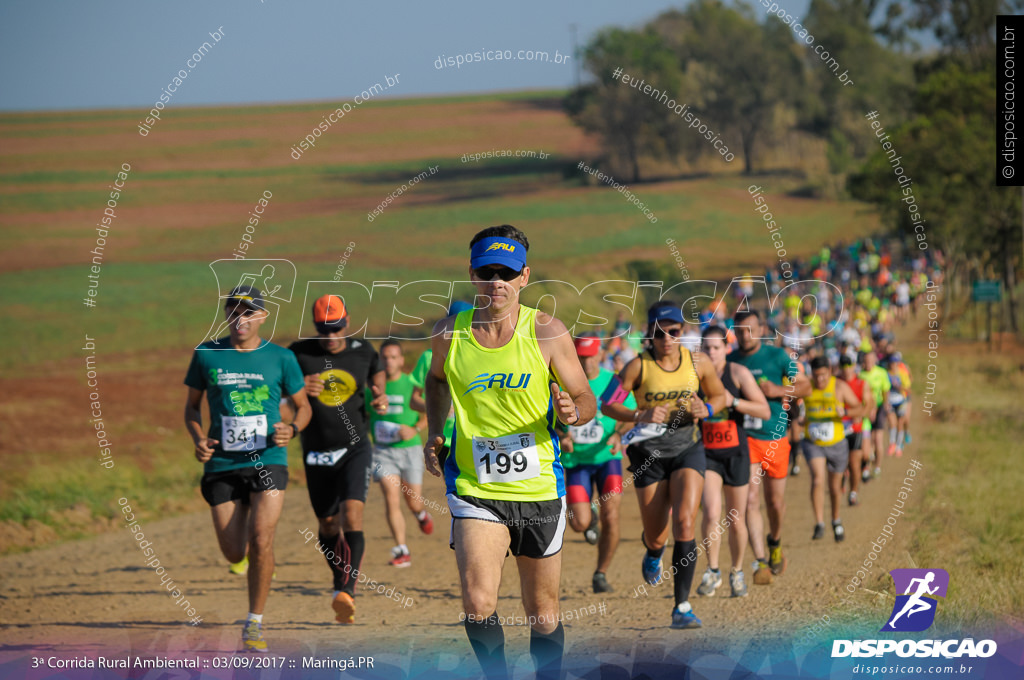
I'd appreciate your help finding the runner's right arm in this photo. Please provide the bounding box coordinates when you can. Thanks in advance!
[423,316,455,477]
[184,386,217,462]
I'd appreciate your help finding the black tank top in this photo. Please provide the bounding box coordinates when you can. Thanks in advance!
[700,362,750,459]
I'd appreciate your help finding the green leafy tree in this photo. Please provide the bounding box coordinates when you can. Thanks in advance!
[652,0,807,174]
[565,28,685,182]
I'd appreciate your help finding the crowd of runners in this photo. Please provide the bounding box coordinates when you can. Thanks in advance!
[182,226,941,678]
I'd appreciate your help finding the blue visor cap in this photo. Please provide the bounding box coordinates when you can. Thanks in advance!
[470,237,527,271]
[649,304,686,327]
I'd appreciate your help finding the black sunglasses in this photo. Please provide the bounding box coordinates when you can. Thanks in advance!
[315,321,347,335]
[473,266,522,282]
[652,327,683,339]
[225,304,259,318]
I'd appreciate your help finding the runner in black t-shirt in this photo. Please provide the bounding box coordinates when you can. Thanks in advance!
[288,294,387,624]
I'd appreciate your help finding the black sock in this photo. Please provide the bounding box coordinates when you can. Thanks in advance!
[319,532,348,592]
[341,530,365,596]
[642,532,666,560]
[465,612,508,680]
[673,540,698,607]
[530,622,564,680]
[767,534,781,548]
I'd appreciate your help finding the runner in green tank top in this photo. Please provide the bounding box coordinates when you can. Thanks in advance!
[423,226,596,680]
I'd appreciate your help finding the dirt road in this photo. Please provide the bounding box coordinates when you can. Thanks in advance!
[0,342,925,679]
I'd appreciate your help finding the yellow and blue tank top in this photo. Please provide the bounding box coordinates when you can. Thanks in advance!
[805,376,846,446]
[443,306,564,501]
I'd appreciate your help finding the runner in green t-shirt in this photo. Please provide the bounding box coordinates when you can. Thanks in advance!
[369,339,432,567]
[728,309,810,583]
[559,335,635,593]
[860,350,891,479]
[183,285,311,653]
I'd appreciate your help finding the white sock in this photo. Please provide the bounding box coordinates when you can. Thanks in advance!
[398,544,409,554]
[247,612,263,623]
[416,510,427,520]
[675,601,692,613]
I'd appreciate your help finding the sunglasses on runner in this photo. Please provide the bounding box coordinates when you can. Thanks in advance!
[652,327,683,339]
[472,265,523,282]
[225,304,259,318]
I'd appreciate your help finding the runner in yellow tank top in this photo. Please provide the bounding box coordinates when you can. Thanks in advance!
[422,225,595,680]
[600,300,728,630]
[803,356,865,543]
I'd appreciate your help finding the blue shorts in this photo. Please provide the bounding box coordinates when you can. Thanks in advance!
[565,458,623,505]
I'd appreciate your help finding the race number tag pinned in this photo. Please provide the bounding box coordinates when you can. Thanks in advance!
[221,415,268,451]
[306,447,349,466]
[570,420,605,445]
[472,432,541,484]
[373,420,404,444]
[808,421,835,444]
[620,422,667,447]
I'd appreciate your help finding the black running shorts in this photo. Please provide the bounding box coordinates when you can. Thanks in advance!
[447,494,566,559]
[201,465,288,506]
[303,440,373,518]
[626,441,706,488]
[705,450,751,487]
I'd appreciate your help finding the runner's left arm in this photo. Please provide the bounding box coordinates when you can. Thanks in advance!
[732,363,772,421]
[272,354,312,446]
[539,314,596,426]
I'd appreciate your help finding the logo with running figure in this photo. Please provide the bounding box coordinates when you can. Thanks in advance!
[882,568,949,632]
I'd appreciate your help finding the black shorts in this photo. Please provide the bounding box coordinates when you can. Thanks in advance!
[846,432,863,451]
[201,465,288,506]
[303,440,373,518]
[705,451,750,487]
[871,405,889,431]
[626,442,706,489]
[447,494,566,559]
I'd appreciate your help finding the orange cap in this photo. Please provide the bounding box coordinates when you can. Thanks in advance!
[313,294,347,323]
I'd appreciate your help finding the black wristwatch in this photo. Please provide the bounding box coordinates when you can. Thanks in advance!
[290,423,299,438]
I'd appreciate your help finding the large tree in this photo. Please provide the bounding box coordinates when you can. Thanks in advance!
[651,0,807,174]
[565,28,685,182]
[850,60,1021,327]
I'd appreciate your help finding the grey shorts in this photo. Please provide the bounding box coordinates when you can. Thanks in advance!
[803,439,850,474]
[372,443,424,485]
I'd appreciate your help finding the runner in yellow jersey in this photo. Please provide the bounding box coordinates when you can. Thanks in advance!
[803,356,865,542]
[423,225,596,680]
[600,301,728,629]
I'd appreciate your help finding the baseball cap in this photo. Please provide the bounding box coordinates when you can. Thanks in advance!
[448,300,473,316]
[648,301,685,327]
[224,285,265,311]
[574,335,601,357]
[313,294,348,332]
[470,237,527,271]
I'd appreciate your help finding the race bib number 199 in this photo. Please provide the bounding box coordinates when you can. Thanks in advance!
[472,433,541,484]
[222,415,268,451]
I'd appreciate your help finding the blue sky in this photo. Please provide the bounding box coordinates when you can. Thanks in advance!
[0,0,825,111]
